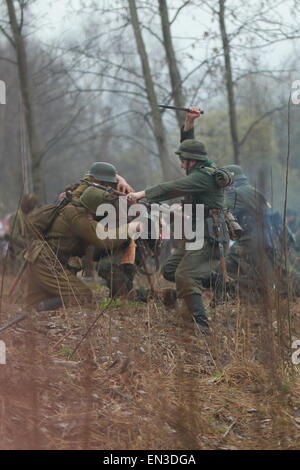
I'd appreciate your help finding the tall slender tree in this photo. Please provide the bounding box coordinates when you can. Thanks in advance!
[128,0,172,178]
[5,0,43,199]
[158,0,186,129]
[218,0,240,164]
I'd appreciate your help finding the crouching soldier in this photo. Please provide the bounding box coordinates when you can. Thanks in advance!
[24,186,132,312]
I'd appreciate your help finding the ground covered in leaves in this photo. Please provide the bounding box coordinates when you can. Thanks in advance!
[0,278,300,450]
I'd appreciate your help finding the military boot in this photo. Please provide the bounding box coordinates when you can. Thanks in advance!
[183,294,210,334]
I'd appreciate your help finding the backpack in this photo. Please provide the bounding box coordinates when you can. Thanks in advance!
[25,192,72,240]
[201,166,233,188]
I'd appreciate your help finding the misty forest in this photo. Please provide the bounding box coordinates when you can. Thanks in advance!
[0,0,300,452]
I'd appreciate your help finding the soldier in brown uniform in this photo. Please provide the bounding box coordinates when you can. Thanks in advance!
[24,181,133,312]
[65,162,133,203]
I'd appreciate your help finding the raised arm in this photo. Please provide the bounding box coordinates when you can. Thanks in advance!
[181,106,202,142]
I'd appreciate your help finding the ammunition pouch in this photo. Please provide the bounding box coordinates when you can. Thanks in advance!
[206,209,230,244]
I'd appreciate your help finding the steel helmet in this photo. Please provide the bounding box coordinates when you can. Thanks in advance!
[223,164,247,181]
[85,162,117,183]
[175,139,208,161]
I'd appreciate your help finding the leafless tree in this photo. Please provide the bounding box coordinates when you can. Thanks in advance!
[3,0,44,199]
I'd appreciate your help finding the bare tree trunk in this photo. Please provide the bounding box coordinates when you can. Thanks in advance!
[218,0,240,164]
[128,0,172,179]
[158,0,186,129]
[5,0,43,199]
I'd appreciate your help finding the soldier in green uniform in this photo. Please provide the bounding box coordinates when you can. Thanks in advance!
[127,107,227,333]
[224,166,300,300]
[222,164,276,301]
[24,185,133,312]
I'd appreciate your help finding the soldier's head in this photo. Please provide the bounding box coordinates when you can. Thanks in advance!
[85,162,118,187]
[79,186,108,214]
[175,139,208,173]
[223,165,247,184]
[21,193,38,214]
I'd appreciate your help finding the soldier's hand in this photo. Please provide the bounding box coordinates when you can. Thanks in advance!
[116,175,134,194]
[126,191,145,203]
[184,106,202,131]
[186,106,202,120]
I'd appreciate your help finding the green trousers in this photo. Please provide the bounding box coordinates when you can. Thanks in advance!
[161,239,222,298]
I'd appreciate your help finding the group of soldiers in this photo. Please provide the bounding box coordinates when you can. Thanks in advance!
[7,106,300,335]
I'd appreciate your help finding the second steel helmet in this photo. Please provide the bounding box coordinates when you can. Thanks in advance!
[175,139,208,161]
[85,162,118,183]
[223,165,247,181]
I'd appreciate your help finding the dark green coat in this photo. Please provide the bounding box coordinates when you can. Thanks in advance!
[147,126,225,298]
[224,178,274,300]
[145,163,224,210]
[225,179,268,242]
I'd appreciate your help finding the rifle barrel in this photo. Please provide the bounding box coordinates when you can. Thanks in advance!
[0,313,28,334]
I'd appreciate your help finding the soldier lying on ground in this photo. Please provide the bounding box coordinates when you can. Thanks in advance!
[127,106,229,335]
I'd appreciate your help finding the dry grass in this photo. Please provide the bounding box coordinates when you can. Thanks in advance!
[0,275,300,450]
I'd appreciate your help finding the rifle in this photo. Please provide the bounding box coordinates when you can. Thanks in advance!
[0,312,28,334]
[80,179,188,221]
[207,209,230,283]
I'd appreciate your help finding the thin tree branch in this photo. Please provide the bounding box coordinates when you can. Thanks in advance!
[238,104,287,148]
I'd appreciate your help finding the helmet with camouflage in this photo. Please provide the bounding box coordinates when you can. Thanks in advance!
[80,186,110,214]
[175,139,208,161]
[85,162,117,183]
[223,164,247,182]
